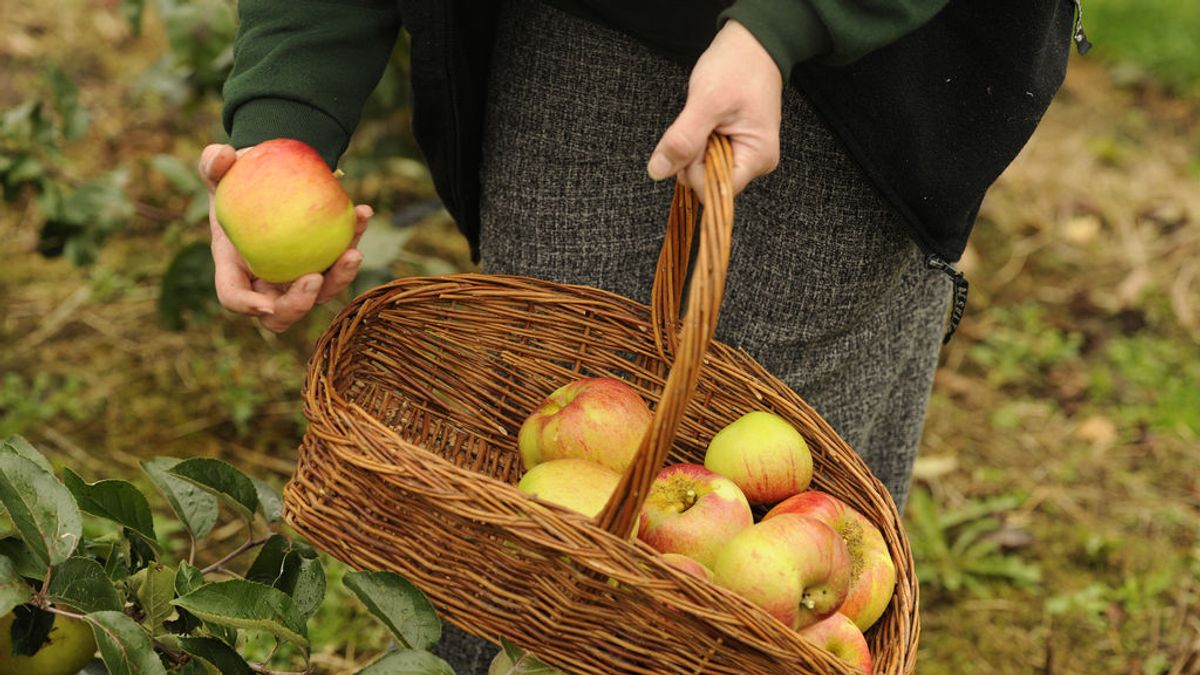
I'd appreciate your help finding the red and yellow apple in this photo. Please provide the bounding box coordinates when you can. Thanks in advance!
[711,514,850,630]
[660,553,713,582]
[765,490,896,631]
[798,612,873,673]
[517,458,620,518]
[518,377,652,473]
[214,138,356,283]
[637,463,753,569]
[703,411,812,505]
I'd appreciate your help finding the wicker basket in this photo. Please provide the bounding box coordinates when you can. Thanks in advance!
[284,136,919,673]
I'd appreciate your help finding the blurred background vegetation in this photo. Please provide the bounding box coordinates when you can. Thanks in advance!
[1,0,1197,673]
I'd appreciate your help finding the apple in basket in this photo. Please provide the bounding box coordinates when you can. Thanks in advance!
[517,458,620,518]
[764,490,897,631]
[704,411,812,505]
[711,514,851,630]
[214,138,356,283]
[661,553,713,582]
[519,377,652,473]
[798,612,874,674]
[637,463,753,569]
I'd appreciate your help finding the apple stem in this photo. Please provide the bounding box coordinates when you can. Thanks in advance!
[685,489,697,509]
[801,595,815,610]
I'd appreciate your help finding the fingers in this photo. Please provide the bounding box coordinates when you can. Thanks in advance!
[212,233,278,316]
[199,144,237,192]
[647,104,716,183]
[729,136,780,196]
[315,249,364,304]
[259,274,323,333]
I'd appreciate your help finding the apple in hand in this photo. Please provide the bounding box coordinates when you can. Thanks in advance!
[798,613,873,674]
[518,377,652,473]
[704,411,812,505]
[517,458,620,518]
[637,463,753,569]
[214,138,356,283]
[765,491,896,631]
[711,514,850,630]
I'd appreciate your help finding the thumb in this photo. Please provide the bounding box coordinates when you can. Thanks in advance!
[648,104,717,182]
[199,144,237,192]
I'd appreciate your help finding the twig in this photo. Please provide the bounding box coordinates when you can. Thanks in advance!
[249,665,310,675]
[200,534,269,574]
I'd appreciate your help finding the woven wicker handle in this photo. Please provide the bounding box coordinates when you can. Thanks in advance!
[596,134,734,536]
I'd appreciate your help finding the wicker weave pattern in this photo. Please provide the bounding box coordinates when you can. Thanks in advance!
[285,137,919,673]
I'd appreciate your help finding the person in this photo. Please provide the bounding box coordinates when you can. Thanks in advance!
[201,1,1083,671]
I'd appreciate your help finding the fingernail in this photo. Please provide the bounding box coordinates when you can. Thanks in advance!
[304,278,322,293]
[345,254,362,270]
[254,305,274,315]
[647,154,671,181]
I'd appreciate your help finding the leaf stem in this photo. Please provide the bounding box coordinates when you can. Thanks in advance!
[43,605,87,621]
[248,664,311,675]
[188,532,197,566]
[200,534,269,574]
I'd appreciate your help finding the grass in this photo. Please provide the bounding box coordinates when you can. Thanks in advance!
[1,1,1198,673]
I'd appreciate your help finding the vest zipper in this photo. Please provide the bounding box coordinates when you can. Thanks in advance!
[925,255,969,344]
[1072,0,1093,55]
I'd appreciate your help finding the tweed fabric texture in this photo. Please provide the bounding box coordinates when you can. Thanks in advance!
[437,0,950,670]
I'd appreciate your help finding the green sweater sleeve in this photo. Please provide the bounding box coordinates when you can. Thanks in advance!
[720,0,951,79]
[222,0,402,169]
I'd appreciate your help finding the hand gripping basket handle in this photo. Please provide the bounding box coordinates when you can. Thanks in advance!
[596,133,734,536]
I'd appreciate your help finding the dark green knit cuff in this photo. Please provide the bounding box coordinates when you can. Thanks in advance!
[227,98,349,169]
[719,0,832,81]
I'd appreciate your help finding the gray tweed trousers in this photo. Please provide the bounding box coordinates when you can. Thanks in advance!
[435,1,950,671]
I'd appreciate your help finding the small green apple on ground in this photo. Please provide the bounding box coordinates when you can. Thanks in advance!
[704,411,813,505]
[214,138,356,283]
[518,377,652,474]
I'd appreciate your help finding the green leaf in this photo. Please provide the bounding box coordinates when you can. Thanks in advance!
[174,561,205,597]
[140,458,218,540]
[0,537,46,579]
[46,556,122,614]
[177,636,253,675]
[47,67,90,140]
[137,562,177,632]
[0,554,33,616]
[344,570,440,651]
[158,242,217,331]
[87,610,168,675]
[148,154,202,194]
[0,435,55,474]
[63,468,158,544]
[276,551,324,619]
[244,534,288,585]
[121,0,147,35]
[167,458,257,523]
[357,649,455,675]
[173,579,308,649]
[0,455,82,566]
[495,637,563,674]
[251,479,282,524]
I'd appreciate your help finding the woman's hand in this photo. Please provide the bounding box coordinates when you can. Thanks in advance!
[199,143,372,333]
[647,20,784,195]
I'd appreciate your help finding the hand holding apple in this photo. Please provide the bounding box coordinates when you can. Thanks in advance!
[704,411,812,505]
[765,490,897,631]
[637,463,753,569]
[518,377,652,473]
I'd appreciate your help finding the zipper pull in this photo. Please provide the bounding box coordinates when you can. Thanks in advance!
[1072,0,1093,55]
[926,255,969,344]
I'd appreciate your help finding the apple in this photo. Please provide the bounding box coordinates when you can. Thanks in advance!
[517,458,620,518]
[764,491,897,631]
[798,613,873,673]
[711,514,850,630]
[0,610,97,675]
[703,411,812,505]
[660,553,713,582]
[518,377,652,473]
[214,138,356,283]
[637,463,753,569]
